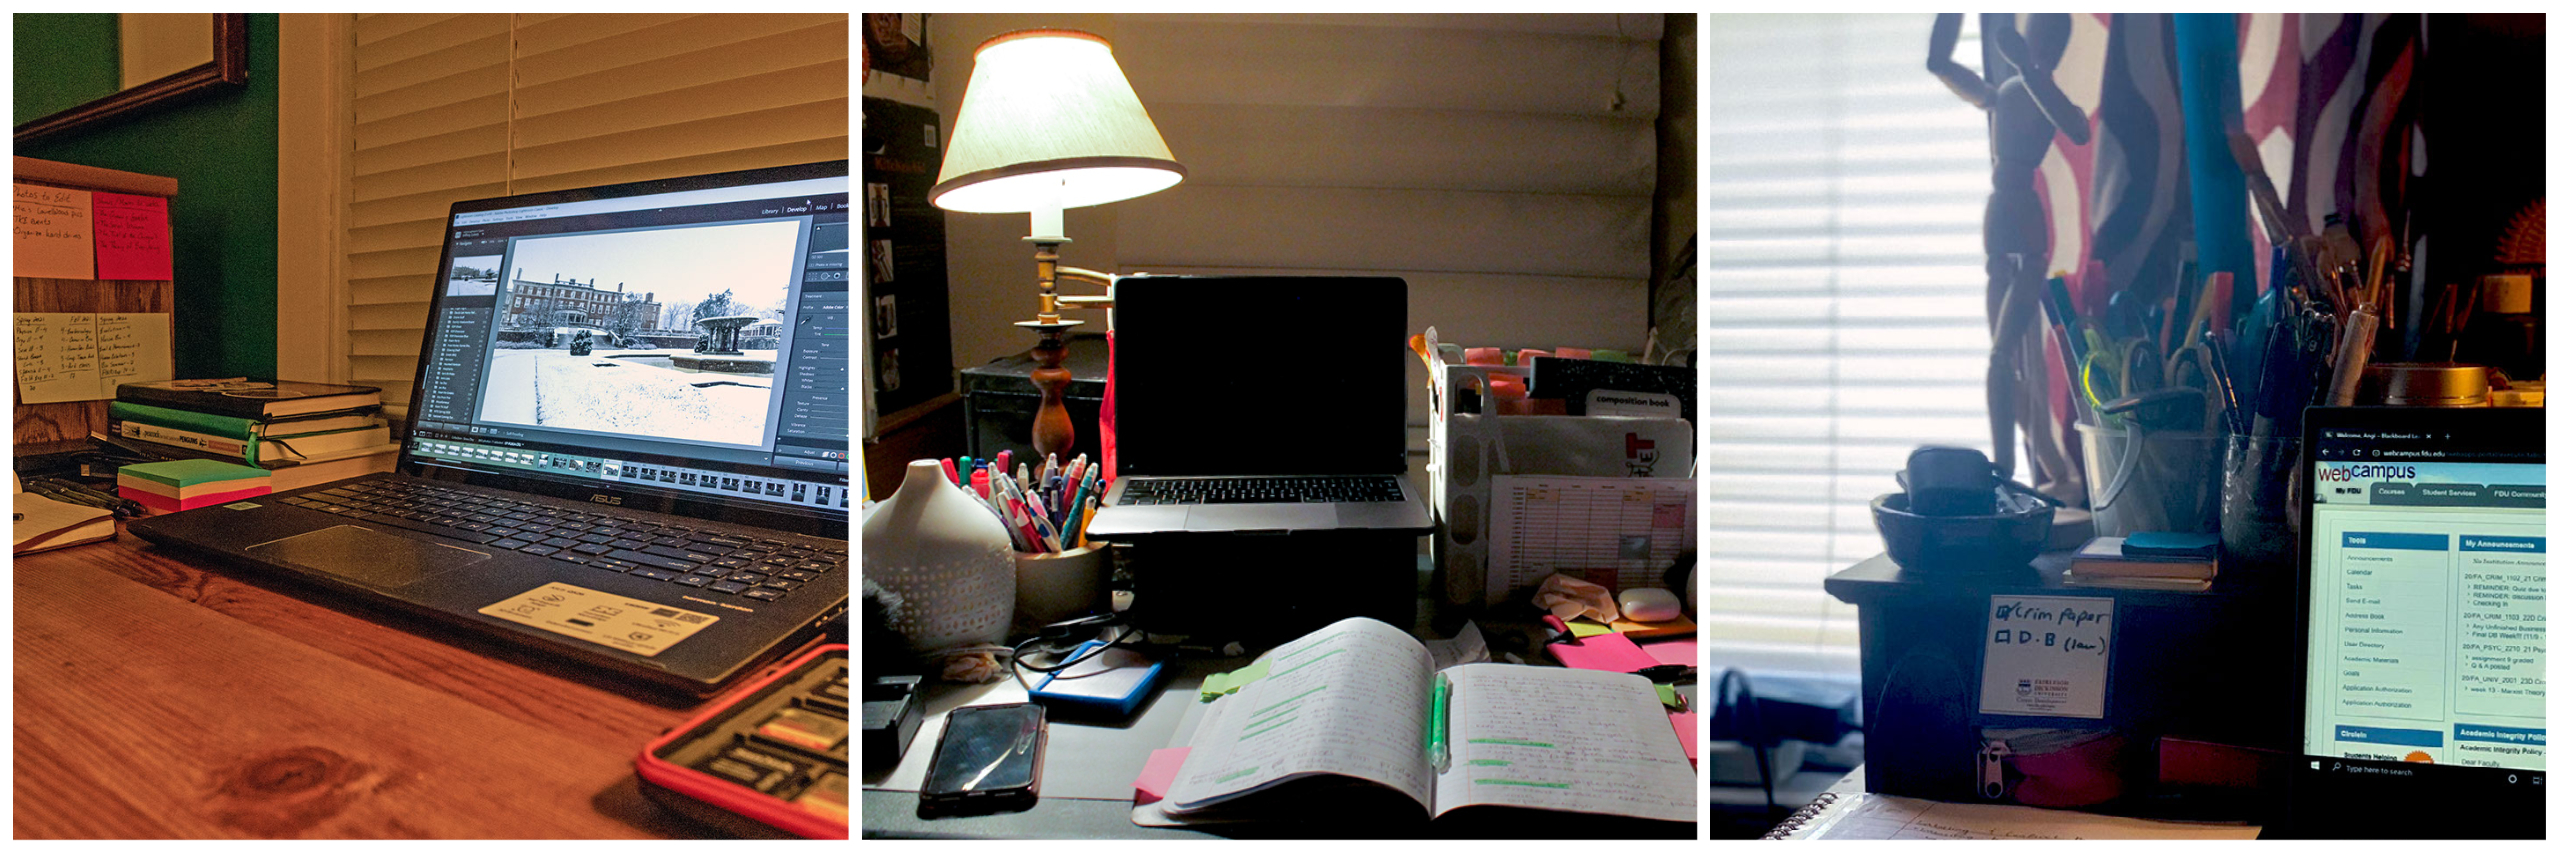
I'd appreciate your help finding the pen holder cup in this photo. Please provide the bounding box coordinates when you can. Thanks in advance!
[2219,433,2301,577]
[2075,422,2221,538]
[1013,543,1113,632]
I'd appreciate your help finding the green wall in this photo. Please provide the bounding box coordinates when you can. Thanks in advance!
[14,13,278,378]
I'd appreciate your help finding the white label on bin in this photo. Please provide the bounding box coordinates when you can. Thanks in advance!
[1979,595,2113,719]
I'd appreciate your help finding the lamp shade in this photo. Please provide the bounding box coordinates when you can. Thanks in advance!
[930,30,1185,214]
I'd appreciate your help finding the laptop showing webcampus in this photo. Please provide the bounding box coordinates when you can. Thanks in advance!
[2286,406,2544,838]
[131,161,852,694]
[1084,275,1432,538]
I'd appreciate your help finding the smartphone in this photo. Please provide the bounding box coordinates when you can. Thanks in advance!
[918,702,1045,816]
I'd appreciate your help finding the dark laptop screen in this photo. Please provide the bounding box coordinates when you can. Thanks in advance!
[1110,276,1408,476]
[403,162,852,526]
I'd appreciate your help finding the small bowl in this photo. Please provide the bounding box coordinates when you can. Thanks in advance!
[1871,489,2051,577]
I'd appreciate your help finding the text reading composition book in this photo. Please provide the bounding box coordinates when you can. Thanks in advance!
[1146,617,1694,825]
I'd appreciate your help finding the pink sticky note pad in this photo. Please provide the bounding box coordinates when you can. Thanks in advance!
[1638,638,1697,667]
[1133,747,1191,805]
[1547,632,1658,673]
[1668,710,1698,764]
[92,191,173,281]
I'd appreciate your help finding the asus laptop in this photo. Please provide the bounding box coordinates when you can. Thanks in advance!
[1083,275,1432,538]
[132,161,852,695]
[2281,406,2544,838]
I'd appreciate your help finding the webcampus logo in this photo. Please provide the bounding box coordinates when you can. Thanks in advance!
[2317,464,2419,483]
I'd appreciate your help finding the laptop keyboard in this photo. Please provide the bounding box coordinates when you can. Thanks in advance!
[281,479,844,603]
[1117,476,1403,505]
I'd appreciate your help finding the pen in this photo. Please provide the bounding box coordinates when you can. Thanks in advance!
[996,450,1012,482]
[940,457,961,487]
[1074,495,1098,549]
[1538,614,1582,646]
[1428,672,1451,775]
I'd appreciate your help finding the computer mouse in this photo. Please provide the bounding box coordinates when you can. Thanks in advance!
[1618,587,1681,622]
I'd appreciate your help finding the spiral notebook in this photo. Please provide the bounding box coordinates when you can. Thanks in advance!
[1761,768,2260,840]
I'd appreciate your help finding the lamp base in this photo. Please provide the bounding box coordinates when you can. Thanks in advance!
[1019,321,1082,459]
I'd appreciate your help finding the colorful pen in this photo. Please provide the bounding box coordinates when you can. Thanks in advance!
[940,457,961,486]
[1428,672,1451,774]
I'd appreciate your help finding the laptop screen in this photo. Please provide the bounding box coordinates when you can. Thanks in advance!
[403,161,852,529]
[2298,408,2544,786]
[1108,275,1408,477]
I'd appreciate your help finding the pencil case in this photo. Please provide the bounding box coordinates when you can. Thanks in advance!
[1977,727,2126,808]
[636,643,848,838]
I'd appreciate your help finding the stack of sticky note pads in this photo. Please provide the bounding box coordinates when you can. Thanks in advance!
[117,459,274,513]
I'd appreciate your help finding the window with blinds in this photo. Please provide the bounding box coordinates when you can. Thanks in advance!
[340,13,848,413]
[1708,14,1995,678]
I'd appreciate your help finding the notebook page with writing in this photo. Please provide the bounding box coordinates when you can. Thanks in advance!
[1163,617,1436,813]
[1433,663,1695,822]
[1790,785,2260,840]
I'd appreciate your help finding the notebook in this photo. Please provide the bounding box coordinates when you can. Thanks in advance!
[2281,406,2545,839]
[1083,275,1431,537]
[130,161,852,694]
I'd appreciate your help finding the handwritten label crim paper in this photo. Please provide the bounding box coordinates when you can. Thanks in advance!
[1978,595,2114,719]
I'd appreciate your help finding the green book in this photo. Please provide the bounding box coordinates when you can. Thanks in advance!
[110,401,260,440]
[118,458,274,489]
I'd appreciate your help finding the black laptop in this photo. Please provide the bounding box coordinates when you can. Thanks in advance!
[2281,406,2544,838]
[131,161,852,695]
[1083,275,1432,538]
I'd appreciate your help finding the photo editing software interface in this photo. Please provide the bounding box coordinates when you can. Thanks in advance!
[2303,423,2544,782]
[408,173,852,519]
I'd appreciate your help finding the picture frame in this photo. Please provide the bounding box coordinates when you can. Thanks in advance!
[14,13,249,145]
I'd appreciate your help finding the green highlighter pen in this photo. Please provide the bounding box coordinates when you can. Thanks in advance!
[1428,672,1451,774]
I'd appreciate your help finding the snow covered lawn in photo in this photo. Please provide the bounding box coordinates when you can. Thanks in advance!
[481,349,772,446]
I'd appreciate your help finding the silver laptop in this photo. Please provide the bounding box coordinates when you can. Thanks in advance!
[1083,275,1432,537]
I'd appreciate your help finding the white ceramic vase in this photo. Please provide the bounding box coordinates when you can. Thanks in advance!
[862,459,1015,651]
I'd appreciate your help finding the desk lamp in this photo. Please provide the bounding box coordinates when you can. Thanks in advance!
[930,29,1184,458]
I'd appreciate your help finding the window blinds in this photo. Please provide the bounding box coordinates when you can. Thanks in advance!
[1708,14,1995,678]
[343,13,848,412]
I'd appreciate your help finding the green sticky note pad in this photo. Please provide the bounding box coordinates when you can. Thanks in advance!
[1655,683,1681,707]
[1566,620,1613,638]
[119,458,271,489]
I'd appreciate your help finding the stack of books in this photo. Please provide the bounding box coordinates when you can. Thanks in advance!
[107,378,400,492]
[2063,534,2219,591]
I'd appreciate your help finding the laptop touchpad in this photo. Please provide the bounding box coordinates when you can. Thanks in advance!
[246,525,489,588]
[1184,504,1337,532]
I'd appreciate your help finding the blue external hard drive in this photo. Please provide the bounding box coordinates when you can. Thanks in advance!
[1028,640,1164,717]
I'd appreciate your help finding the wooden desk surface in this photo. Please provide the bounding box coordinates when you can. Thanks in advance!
[12,522,829,839]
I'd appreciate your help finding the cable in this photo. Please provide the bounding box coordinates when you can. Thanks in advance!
[1716,668,1779,823]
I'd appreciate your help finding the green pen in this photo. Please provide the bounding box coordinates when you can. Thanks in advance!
[1428,672,1451,774]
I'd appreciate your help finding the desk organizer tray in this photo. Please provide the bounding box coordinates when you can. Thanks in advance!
[637,643,848,838]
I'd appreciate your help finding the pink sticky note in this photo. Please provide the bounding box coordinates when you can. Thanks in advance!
[1547,632,1659,673]
[1133,747,1190,805]
[1668,710,1698,765]
[92,192,172,280]
[1638,638,1697,667]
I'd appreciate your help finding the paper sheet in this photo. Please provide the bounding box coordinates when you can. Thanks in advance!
[1433,664,1695,822]
[1422,621,1488,672]
[1978,595,2115,719]
[13,183,94,279]
[1486,475,1697,605]
[1791,786,2260,840]
[1163,617,1436,813]
[92,191,173,280]
[14,313,174,404]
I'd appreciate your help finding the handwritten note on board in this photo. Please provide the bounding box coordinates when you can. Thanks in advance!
[93,191,173,280]
[13,313,173,404]
[1978,595,2114,719]
[14,184,95,280]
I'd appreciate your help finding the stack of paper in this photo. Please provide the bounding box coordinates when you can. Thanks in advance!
[116,459,273,513]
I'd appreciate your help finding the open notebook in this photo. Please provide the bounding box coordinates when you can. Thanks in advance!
[13,472,115,555]
[1136,617,1693,827]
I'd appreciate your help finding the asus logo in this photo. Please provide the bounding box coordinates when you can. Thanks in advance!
[589,494,623,506]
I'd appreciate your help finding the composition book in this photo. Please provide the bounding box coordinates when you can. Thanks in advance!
[1145,617,1694,825]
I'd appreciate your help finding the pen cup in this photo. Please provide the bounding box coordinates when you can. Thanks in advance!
[2219,432,2301,578]
[1013,542,1114,632]
[2075,421,2221,538]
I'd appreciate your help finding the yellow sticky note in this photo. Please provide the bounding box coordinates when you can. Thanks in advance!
[14,183,94,280]
[1566,619,1613,638]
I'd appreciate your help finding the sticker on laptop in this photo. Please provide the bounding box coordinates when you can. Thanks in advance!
[477,582,719,657]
